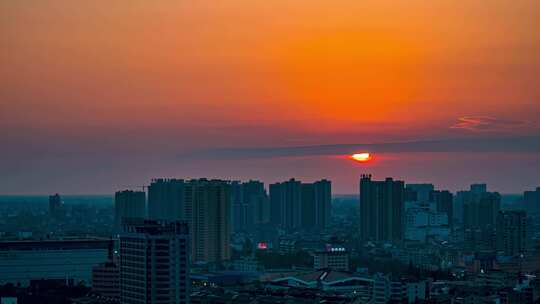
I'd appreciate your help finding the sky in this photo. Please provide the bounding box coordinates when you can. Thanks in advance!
[1,0,539,194]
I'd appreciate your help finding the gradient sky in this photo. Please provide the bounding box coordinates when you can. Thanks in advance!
[1,0,539,194]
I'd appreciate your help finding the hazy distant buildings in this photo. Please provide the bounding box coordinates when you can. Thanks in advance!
[524,187,540,214]
[405,201,450,242]
[459,184,501,230]
[270,179,331,231]
[120,220,190,304]
[270,179,302,230]
[406,184,434,203]
[0,239,111,287]
[430,190,454,229]
[114,190,146,233]
[185,179,231,264]
[302,180,332,230]
[148,179,186,221]
[359,175,405,242]
[496,210,527,256]
[49,193,64,219]
[231,180,268,233]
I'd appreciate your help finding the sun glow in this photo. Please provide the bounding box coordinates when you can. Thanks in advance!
[351,153,372,163]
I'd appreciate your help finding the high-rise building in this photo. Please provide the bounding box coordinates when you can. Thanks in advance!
[270,179,331,231]
[496,210,527,256]
[461,185,500,230]
[148,179,186,221]
[230,181,245,233]
[405,184,434,203]
[430,190,454,229]
[301,180,331,230]
[524,187,540,214]
[231,180,267,233]
[471,183,487,194]
[49,193,64,219]
[359,175,405,242]
[185,179,231,264]
[120,220,190,304]
[269,179,302,230]
[114,190,146,233]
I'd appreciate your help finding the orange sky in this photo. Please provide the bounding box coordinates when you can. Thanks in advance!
[1,0,539,193]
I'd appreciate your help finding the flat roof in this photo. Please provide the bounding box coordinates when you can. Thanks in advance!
[0,238,112,251]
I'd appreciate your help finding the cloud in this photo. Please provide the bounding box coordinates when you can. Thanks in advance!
[183,135,540,160]
[450,116,526,132]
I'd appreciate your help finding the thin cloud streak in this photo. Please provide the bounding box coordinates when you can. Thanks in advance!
[185,136,540,160]
[450,116,527,132]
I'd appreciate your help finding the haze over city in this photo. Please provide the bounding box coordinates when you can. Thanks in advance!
[2,0,540,194]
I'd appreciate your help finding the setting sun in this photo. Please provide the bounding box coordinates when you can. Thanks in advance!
[351,153,372,163]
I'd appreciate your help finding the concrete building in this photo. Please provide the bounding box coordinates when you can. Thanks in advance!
[359,175,405,242]
[0,239,111,287]
[92,261,119,299]
[231,180,268,233]
[270,179,332,232]
[405,184,434,203]
[301,180,332,231]
[114,190,146,233]
[405,202,450,242]
[458,184,501,230]
[373,274,427,304]
[496,210,527,256]
[524,187,540,214]
[148,179,186,221]
[431,190,454,229]
[269,179,302,230]
[120,220,190,304]
[48,193,64,219]
[313,247,349,271]
[185,179,231,264]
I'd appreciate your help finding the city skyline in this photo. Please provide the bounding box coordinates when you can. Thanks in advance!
[2,0,539,194]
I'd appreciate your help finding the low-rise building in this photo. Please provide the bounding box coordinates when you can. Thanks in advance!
[313,247,349,271]
[0,238,112,287]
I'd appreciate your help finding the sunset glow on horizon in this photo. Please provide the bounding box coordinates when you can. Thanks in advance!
[1,0,539,194]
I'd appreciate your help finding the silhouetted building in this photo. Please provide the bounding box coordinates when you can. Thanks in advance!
[406,184,434,203]
[270,179,331,232]
[185,179,231,264]
[0,239,112,287]
[148,178,186,221]
[231,180,267,233]
[496,210,527,256]
[48,193,64,219]
[431,190,454,229]
[524,187,540,214]
[269,179,302,230]
[459,184,500,230]
[120,220,190,304]
[359,175,405,242]
[301,179,331,231]
[114,190,146,233]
